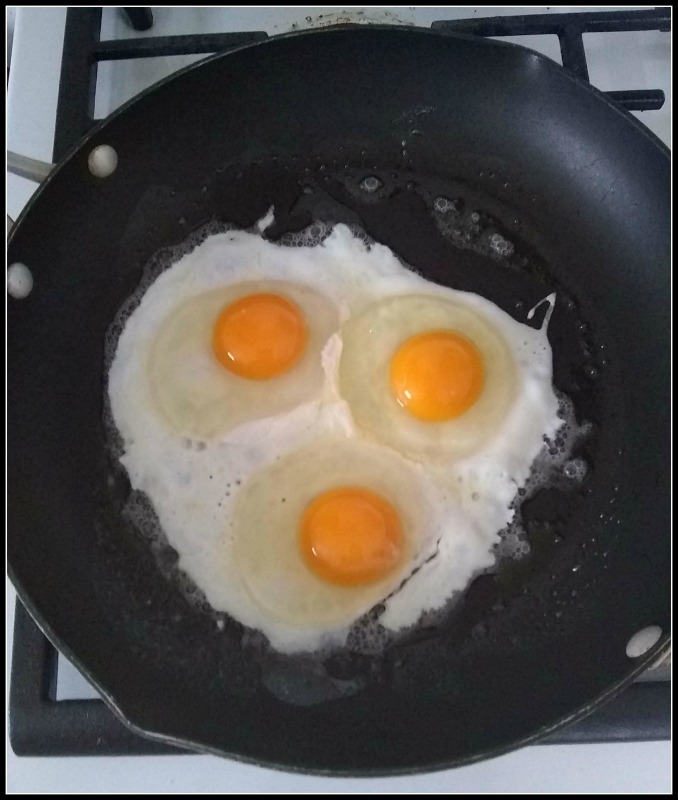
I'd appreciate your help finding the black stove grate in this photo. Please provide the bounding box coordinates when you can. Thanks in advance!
[10,7,671,758]
[53,7,267,162]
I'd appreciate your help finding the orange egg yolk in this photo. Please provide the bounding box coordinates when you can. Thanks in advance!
[299,487,404,586]
[212,293,307,380]
[389,330,485,422]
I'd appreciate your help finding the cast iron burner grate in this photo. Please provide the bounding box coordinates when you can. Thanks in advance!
[10,7,671,757]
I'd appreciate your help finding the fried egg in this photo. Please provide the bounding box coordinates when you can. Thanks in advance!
[340,294,521,461]
[108,220,562,654]
[146,281,337,439]
[109,228,343,441]
[230,436,474,650]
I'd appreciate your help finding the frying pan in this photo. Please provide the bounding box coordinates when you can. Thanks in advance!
[7,27,670,774]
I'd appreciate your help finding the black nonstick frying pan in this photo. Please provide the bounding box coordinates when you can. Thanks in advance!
[7,27,670,774]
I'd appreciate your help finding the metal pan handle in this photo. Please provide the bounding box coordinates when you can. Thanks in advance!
[7,151,54,183]
[7,152,55,233]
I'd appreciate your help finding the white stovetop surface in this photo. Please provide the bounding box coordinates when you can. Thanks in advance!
[7,6,671,793]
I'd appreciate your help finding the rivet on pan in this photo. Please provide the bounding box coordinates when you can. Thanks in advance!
[7,262,33,299]
[88,144,118,178]
[626,626,662,658]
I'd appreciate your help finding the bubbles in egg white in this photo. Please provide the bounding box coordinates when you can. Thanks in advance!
[108,222,564,653]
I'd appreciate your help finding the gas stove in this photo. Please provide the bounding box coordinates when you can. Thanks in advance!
[6,7,671,793]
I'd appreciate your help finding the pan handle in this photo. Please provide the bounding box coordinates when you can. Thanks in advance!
[7,153,54,234]
[7,151,54,183]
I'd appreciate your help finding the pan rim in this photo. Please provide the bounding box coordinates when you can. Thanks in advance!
[8,567,671,775]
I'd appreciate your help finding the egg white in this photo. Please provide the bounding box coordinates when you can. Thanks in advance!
[108,222,562,652]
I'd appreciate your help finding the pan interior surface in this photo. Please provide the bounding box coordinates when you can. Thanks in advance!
[7,28,669,774]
